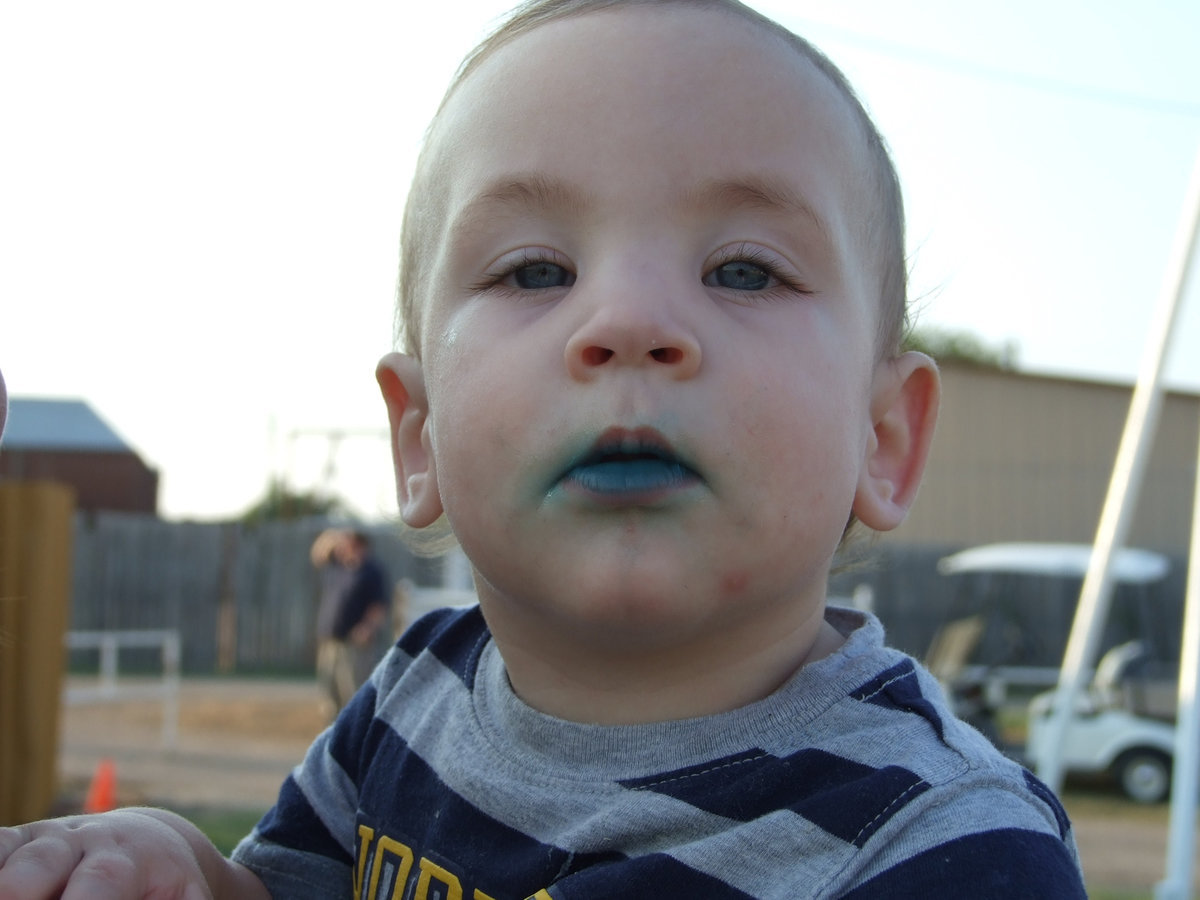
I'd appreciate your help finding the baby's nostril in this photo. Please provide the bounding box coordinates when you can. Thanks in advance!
[650,347,683,364]
[582,346,615,366]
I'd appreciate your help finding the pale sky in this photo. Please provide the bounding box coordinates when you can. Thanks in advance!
[3,1,1199,521]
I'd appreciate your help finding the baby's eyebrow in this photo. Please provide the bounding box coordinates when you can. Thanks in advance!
[682,176,831,243]
[446,173,831,248]
[449,174,591,241]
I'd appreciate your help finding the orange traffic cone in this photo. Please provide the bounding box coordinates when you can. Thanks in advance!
[83,758,117,813]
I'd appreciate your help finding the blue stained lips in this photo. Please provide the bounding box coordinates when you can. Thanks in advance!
[571,454,694,494]
[559,431,701,500]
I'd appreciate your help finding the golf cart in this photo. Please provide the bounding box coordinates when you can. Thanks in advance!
[1027,639,1176,803]
[936,542,1179,803]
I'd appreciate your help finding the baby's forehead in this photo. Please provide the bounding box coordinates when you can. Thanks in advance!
[424,6,875,216]
[477,12,851,116]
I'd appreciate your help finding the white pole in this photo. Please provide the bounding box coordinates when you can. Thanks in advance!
[1036,146,1200,794]
[1154,413,1200,899]
[161,631,181,751]
[100,634,119,695]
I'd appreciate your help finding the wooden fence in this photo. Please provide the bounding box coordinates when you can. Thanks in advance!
[68,513,440,675]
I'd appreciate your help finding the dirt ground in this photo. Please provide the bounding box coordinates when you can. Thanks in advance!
[57,678,325,812]
[55,677,1198,895]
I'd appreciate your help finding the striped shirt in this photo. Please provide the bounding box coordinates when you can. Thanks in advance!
[232,605,1086,898]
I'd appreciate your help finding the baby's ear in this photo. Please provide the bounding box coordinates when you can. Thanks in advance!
[852,351,940,532]
[376,352,444,528]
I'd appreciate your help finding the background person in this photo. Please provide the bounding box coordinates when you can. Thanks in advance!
[312,528,388,720]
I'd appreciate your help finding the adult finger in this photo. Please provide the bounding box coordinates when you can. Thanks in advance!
[0,824,75,900]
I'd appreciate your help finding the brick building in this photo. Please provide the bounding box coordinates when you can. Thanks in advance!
[0,398,158,515]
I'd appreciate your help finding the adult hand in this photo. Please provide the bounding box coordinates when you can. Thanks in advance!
[350,603,388,646]
[0,808,267,900]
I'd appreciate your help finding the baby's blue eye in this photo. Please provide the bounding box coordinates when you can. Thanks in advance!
[706,260,770,291]
[514,261,576,290]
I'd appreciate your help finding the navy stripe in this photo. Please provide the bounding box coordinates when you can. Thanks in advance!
[396,605,462,656]
[800,761,931,848]
[1023,768,1073,841]
[619,748,767,796]
[326,678,380,785]
[850,659,945,740]
[398,605,488,691]
[426,604,489,690]
[622,748,928,848]
[551,851,757,899]
[839,828,1087,899]
[255,774,353,866]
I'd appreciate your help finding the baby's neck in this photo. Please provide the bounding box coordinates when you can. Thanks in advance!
[487,604,846,726]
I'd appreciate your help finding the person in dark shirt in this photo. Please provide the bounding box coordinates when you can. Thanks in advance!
[313,528,388,720]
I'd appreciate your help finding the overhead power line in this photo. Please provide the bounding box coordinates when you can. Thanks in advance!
[799,20,1200,120]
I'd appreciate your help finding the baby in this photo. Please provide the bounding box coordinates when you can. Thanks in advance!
[0,1,1087,897]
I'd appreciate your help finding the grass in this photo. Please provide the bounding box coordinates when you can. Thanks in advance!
[185,807,269,856]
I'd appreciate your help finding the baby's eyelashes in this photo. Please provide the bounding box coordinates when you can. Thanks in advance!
[468,242,813,301]
[701,244,814,299]
[472,247,577,297]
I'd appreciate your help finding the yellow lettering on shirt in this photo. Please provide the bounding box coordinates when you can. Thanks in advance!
[354,824,375,898]
[354,826,539,900]
[370,835,416,900]
[415,857,463,900]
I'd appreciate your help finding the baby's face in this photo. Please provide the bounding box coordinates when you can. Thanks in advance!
[412,5,887,648]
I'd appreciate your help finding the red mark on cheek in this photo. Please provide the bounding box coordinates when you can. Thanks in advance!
[721,570,750,596]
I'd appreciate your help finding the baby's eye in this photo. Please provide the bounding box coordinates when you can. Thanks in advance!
[473,250,577,297]
[704,260,772,291]
[511,261,576,290]
[702,246,812,298]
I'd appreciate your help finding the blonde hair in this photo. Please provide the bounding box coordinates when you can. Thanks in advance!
[396,0,909,361]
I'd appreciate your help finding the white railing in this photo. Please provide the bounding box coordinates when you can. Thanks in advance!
[63,630,181,749]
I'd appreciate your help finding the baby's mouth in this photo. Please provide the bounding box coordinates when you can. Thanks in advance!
[559,428,701,499]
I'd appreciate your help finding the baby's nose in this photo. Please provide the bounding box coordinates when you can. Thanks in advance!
[564,305,701,380]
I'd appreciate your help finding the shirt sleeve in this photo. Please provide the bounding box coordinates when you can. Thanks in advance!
[832,766,1086,899]
[231,664,386,897]
[838,827,1085,898]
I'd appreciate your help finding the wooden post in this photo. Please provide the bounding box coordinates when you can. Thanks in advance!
[0,482,74,825]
